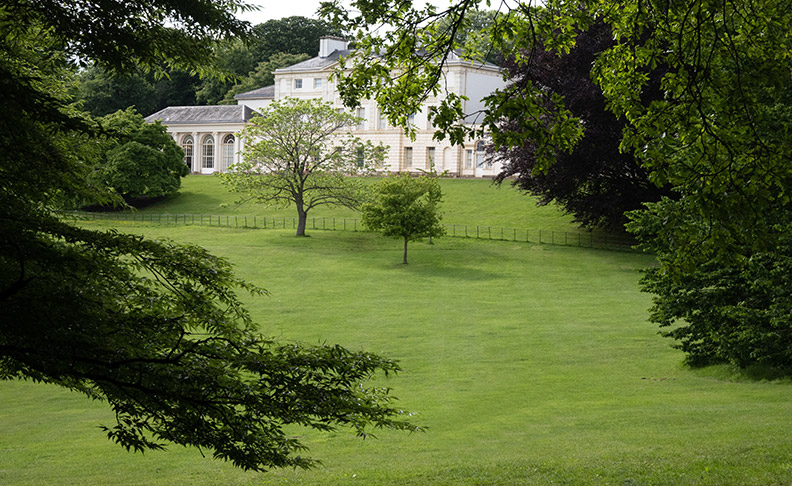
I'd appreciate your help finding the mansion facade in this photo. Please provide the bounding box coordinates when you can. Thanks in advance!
[146,37,507,177]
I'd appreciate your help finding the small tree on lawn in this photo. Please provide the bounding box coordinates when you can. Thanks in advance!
[220,97,385,236]
[362,173,445,264]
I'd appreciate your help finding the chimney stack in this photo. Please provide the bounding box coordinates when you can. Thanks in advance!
[319,36,349,58]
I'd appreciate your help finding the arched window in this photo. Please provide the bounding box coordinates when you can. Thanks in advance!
[182,136,194,170]
[202,135,214,170]
[222,134,235,170]
[475,141,486,168]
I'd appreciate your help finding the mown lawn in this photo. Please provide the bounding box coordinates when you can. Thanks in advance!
[2,181,791,485]
[126,174,586,233]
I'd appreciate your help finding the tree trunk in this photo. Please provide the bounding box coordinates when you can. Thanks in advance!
[296,207,308,236]
[403,236,408,264]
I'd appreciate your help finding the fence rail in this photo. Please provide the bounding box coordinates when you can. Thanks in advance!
[58,211,637,251]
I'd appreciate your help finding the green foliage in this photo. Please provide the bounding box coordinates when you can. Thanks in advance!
[431,9,505,64]
[1,0,416,471]
[361,173,445,264]
[72,65,158,117]
[249,16,344,62]
[220,97,386,236]
[220,52,310,104]
[90,108,188,201]
[628,201,792,369]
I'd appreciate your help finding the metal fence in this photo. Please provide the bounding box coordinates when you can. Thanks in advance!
[59,211,637,251]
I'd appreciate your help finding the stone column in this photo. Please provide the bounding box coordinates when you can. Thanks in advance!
[212,131,220,173]
[192,131,199,173]
[233,132,241,167]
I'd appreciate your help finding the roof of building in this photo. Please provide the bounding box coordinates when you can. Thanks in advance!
[233,84,275,100]
[144,105,258,125]
[274,48,501,74]
[274,48,352,73]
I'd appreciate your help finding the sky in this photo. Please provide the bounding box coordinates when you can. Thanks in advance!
[236,0,331,24]
[236,0,461,25]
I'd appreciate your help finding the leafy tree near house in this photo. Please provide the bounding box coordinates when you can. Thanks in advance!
[362,173,445,264]
[85,108,188,207]
[0,0,418,472]
[322,0,792,369]
[220,97,386,236]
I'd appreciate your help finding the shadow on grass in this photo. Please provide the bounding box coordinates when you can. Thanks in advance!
[690,363,792,383]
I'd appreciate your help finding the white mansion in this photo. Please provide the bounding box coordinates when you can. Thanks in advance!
[146,37,507,177]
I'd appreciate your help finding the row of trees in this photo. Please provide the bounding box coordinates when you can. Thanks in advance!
[71,16,341,117]
[322,0,792,371]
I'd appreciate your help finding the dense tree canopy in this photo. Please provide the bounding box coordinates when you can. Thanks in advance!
[87,108,188,205]
[250,16,343,63]
[1,0,417,471]
[493,20,669,230]
[220,97,385,236]
[322,0,792,369]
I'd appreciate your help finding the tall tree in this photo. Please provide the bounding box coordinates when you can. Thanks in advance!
[87,108,189,206]
[1,0,417,471]
[362,173,445,264]
[493,20,669,230]
[195,38,258,105]
[220,97,385,236]
[72,65,158,117]
[322,0,792,369]
[250,16,344,62]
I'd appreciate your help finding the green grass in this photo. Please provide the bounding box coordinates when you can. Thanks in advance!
[3,182,792,485]
[128,175,586,233]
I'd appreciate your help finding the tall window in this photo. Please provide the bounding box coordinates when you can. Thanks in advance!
[475,141,486,168]
[202,135,214,169]
[404,147,413,169]
[222,134,235,170]
[356,147,365,167]
[465,149,473,169]
[182,135,194,170]
[314,78,323,89]
[356,107,367,130]
[407,113,415,127]
[294,78,302,89]
[427,147,436,169]
[378,109,389,130]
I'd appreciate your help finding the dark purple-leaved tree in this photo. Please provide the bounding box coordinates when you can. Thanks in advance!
[493,21,669,230]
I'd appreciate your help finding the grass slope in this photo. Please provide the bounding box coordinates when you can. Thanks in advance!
[3,181,791,485]
[2,225,791,485]
[128,175,586,233]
